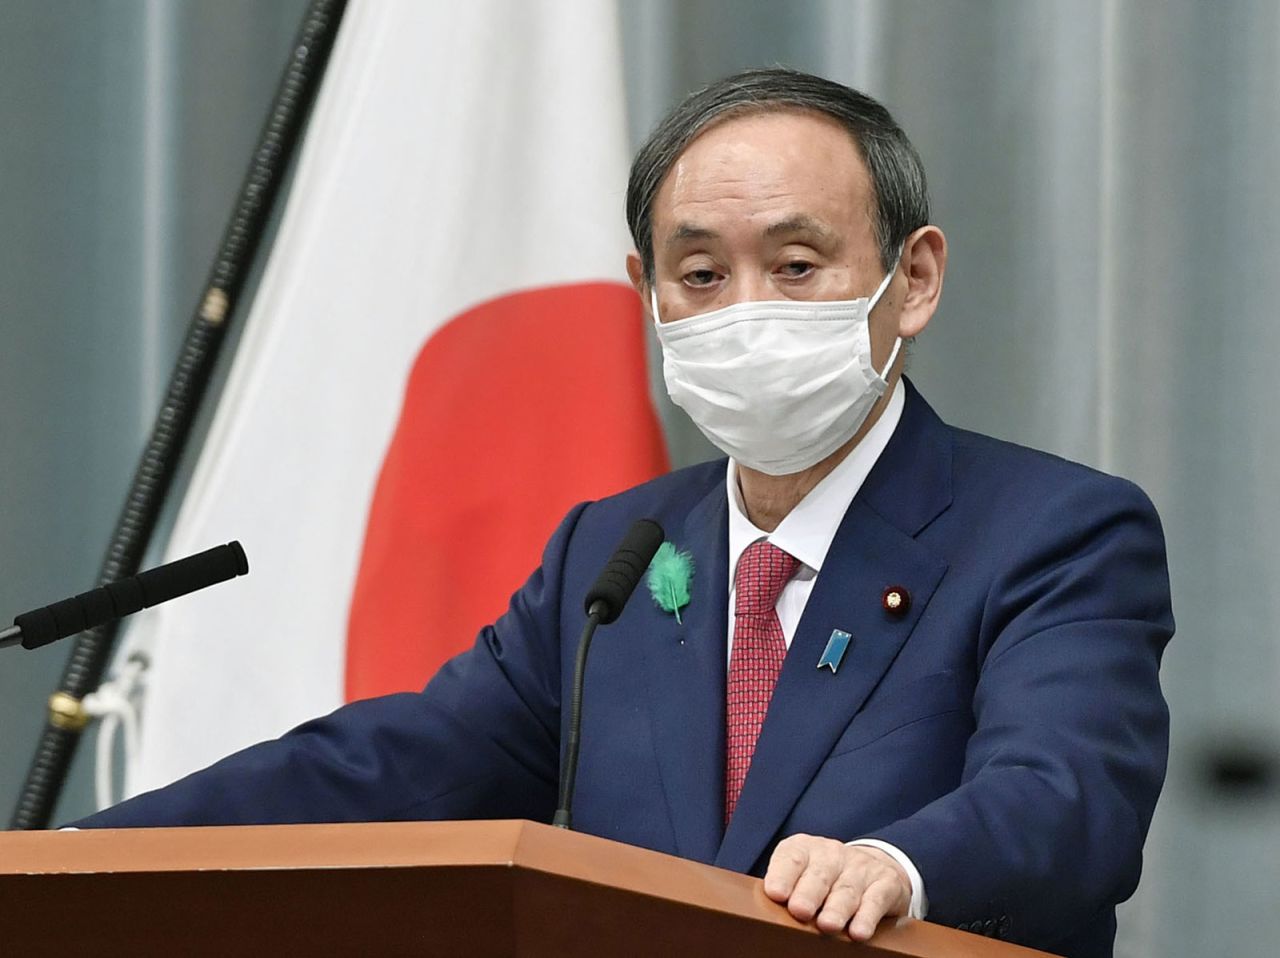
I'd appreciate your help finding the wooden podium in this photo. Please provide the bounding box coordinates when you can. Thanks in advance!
[0,820,1055,956]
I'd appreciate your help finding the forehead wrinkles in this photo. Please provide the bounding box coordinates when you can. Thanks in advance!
[665,134,811,200]
[653,113,874,242]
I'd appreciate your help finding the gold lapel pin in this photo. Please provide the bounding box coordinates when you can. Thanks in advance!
[882,586,910,616]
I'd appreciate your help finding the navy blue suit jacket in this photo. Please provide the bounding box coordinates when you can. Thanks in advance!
[77,381,1173,958]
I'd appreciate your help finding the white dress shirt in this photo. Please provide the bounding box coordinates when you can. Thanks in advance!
[724,378,928,920]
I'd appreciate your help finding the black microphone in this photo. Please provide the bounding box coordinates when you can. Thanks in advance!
[554,518,664,829]
[582,518,665,624]
[0,542,249,651]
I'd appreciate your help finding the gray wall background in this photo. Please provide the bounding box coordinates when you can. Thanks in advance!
[2,2,1278,955]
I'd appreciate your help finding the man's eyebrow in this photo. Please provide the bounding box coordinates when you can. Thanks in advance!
[763,214,838,242]
[664,223,719,248]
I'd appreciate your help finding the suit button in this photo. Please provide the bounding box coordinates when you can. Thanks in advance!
[956,922,971,933]
[983,919,996,936]
[997,915,1011,938]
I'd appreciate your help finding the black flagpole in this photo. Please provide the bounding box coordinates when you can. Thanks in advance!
[9,0,349,830]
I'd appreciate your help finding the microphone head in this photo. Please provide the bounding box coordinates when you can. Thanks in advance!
[227,540,249,576]
[583,518,665,624]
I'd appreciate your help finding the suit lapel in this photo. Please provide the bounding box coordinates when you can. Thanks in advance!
[639,478,729,864]
[715,380,954,872]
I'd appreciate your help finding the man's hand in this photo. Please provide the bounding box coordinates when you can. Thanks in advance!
[763,835,912,940]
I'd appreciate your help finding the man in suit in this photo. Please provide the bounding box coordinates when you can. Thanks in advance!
[76,69,1172,958]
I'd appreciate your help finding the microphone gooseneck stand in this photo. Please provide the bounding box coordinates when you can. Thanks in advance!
[554,519,664,830]
[552,602,605,829]
[8,0,348,831]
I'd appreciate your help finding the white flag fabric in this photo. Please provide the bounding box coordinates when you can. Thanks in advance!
[110,0,666,798]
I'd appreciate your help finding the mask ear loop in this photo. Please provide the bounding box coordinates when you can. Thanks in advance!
[870,252,904,381]
[649,284,661,325]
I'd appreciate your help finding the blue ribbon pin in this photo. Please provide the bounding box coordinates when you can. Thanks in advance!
[817,629,852,674]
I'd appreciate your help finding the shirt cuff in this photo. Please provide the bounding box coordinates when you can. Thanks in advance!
[847,838,928,920]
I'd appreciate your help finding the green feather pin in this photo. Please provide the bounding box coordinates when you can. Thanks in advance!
[647,542,695,624]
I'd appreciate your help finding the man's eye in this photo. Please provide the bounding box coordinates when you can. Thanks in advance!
[684,269,720,287]
[780,261,814,278]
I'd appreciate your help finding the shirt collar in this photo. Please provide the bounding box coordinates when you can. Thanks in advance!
[726,378,905,587]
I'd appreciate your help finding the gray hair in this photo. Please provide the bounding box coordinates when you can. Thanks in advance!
[626,68,930,283]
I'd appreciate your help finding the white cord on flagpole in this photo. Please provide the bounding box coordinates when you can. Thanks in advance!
[83,653,149,811]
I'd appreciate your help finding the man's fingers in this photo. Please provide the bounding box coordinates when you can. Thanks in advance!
[814,880,864,935]
[763,838,812,902]
[784,848,845,921]
[765,838,912,936]
[847,876,906,941]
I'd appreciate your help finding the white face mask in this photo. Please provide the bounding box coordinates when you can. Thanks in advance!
[651,263,901,476]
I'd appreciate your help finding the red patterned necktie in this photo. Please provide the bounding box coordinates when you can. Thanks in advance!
[725,539,800,824]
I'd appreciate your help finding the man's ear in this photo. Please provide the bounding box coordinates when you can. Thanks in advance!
[897,225,947,339]
[626,251,648,314]
[624,248,645,289]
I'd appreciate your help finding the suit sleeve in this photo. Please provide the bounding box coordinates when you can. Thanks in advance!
[867,475,1173,949]
[69,503,590,828]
